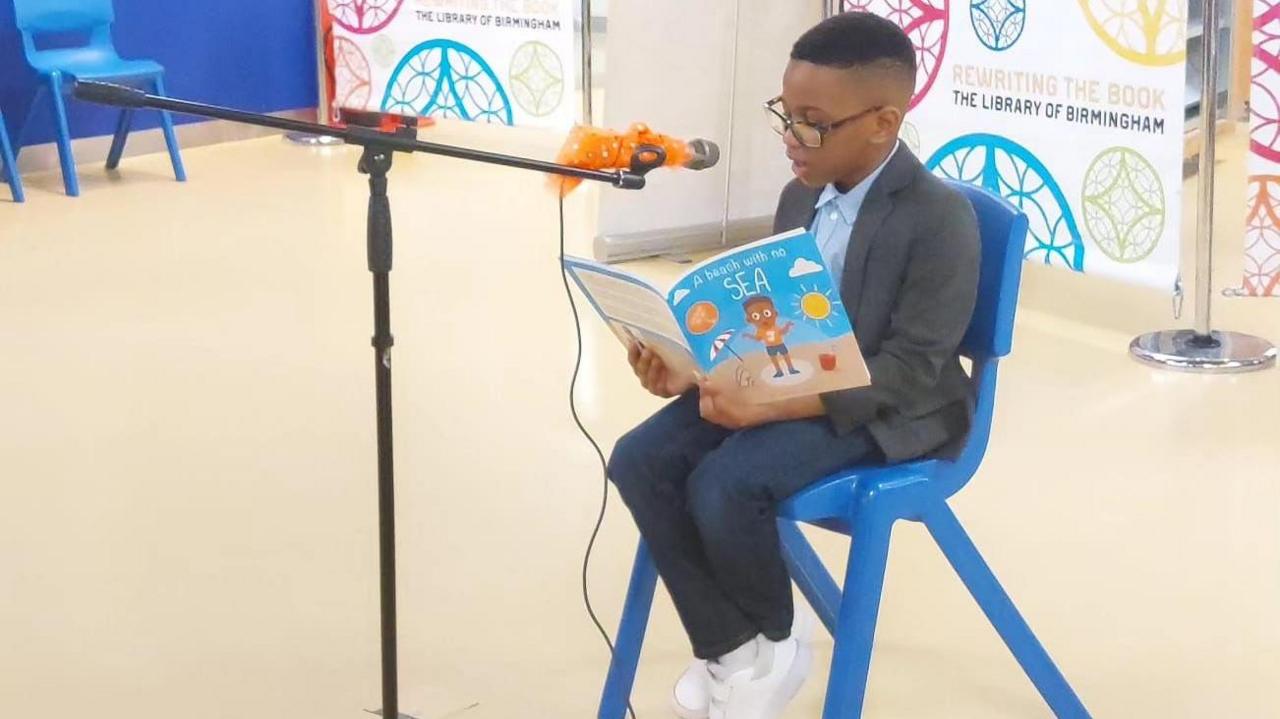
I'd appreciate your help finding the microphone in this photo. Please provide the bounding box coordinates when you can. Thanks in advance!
[551,122,720,195]
[73,80,149,108]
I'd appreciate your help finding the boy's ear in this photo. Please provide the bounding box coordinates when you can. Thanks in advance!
[873,107,904,144]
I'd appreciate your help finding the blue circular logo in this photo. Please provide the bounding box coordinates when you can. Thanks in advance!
[927,133,1085,270]
[970,0,1026,51]
[382,39,514,125]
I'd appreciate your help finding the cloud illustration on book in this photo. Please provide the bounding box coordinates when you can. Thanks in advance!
[789,257,824,278]
[672,289,690,304]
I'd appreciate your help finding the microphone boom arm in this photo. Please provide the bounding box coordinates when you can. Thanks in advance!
[72,80,664,187]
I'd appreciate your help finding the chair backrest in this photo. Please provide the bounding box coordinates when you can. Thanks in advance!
[937,181,1028,491]
[949,180,1028,362]
[13,0,114,35]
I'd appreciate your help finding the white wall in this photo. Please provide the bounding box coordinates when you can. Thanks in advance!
[596,0,823,251]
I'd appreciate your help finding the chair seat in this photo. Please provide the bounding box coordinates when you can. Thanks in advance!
[28,48,163,81]
[779,459,943,526]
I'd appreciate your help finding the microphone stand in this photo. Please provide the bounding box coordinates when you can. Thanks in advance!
[72,80,665,719]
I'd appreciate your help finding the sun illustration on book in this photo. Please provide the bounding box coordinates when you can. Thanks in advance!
[792,285,841,328]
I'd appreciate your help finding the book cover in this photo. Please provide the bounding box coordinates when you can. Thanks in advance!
[564,228,870,404]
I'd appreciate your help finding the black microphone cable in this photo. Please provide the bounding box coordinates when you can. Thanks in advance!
[557,187,639,719]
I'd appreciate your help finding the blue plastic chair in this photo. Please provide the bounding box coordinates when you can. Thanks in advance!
[598,182,1091,718]
[1,110,24,202]
[12,0,186,197]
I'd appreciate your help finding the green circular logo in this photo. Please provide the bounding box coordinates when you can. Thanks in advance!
[372,35,396,69]
[900,121,920,155]
[1081,147,1165,263]
[509,41,564,117]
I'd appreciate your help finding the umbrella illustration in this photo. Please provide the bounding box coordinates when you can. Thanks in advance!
[710,329,744,363]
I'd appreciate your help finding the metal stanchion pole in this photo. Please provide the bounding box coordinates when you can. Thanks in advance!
[1129,0,1275,371]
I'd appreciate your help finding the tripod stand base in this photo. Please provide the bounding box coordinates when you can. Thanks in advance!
[1130,329,1277,373]
[284,131,343,146]
[364,709,419,719]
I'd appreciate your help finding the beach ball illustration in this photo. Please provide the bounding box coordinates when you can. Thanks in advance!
[1077,0,1185,66]
[843,0,950,110]
[334,37,372,111]
[382,40,514,125]
[509,41,565,117]
[1251,2,1280,163]
[970,0,1025,51]
[1081,147,1166,263]
[1245,175,1280,296]
[328,0,404,34]
[927,134,1086,270]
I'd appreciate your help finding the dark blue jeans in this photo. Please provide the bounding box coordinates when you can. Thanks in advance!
[607,392,883,659]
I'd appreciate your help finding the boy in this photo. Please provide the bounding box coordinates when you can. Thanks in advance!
[742,296,799,378]
[608,12,980,719]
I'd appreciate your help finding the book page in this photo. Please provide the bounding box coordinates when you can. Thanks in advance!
[563,258,699,381]
[565,263,688,348]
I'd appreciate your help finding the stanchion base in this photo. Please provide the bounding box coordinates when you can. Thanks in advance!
[363,709,419,719]
[284,131,343,146]
[1130,329,1277,373]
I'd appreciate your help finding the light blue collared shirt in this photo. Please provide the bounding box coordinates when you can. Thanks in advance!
[810,143,900,288]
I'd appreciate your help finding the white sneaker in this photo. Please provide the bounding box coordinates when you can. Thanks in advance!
[670,608,815,719]
[707,635,812,719]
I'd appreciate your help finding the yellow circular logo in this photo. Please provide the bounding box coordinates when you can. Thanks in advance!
[1077,0,1186,67]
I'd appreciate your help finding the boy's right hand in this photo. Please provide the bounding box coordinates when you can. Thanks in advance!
[628,343,696,398]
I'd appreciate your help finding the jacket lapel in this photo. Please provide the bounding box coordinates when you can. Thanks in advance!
[840,147,920,316]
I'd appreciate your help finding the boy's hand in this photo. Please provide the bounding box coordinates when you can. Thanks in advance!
[628,343,696,398]
[697,377,769,430]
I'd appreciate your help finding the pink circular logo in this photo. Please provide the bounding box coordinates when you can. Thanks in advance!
[328,0,405,35]
[1245,175,1280,296]
[1252,2,1280,163]
[843,0,950,111]
[334,36,372,111]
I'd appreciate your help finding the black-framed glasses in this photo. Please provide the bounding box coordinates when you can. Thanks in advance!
[764,96,883,148]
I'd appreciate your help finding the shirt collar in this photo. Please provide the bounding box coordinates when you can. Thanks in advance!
[814,141,901,223]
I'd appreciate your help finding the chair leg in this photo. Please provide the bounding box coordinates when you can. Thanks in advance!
[822,508,894,719]
[921,500,1091,719]
[598,540,659,719]
[47,72,80,197]
[152,76,187,182]
[0,117,23,203]
[778,520,841,637]
[105,108,134,170]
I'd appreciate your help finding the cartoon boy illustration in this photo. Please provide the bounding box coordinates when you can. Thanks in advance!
[743,295,799,378]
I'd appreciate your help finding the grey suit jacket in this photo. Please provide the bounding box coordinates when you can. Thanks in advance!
[773,147,980,462]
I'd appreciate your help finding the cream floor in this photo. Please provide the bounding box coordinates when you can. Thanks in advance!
[2,124,1280,719]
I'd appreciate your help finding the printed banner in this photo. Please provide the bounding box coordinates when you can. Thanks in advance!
[844,1,1187,289]
[326,0,580,128]
[1248,1,1280,296]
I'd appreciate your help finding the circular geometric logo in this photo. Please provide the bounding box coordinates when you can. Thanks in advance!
[509,41,565,117]
[1245,175,1280,296]
[328,0,405,35]
[1077,0,1185,67]
[1081,147,1165,263]
[900,121,921,155]
[927,133,1086,270]
[382,40,514,125]
[371,34,397,69]
[843,0,950,110]
[970,0,1025,51]
[1251,2,1280,163]
[334,36,372,111]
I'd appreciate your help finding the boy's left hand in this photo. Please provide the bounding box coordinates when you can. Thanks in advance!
[697,377,770,430]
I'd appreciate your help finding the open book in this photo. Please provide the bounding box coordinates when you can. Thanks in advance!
[563,228,870,404]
